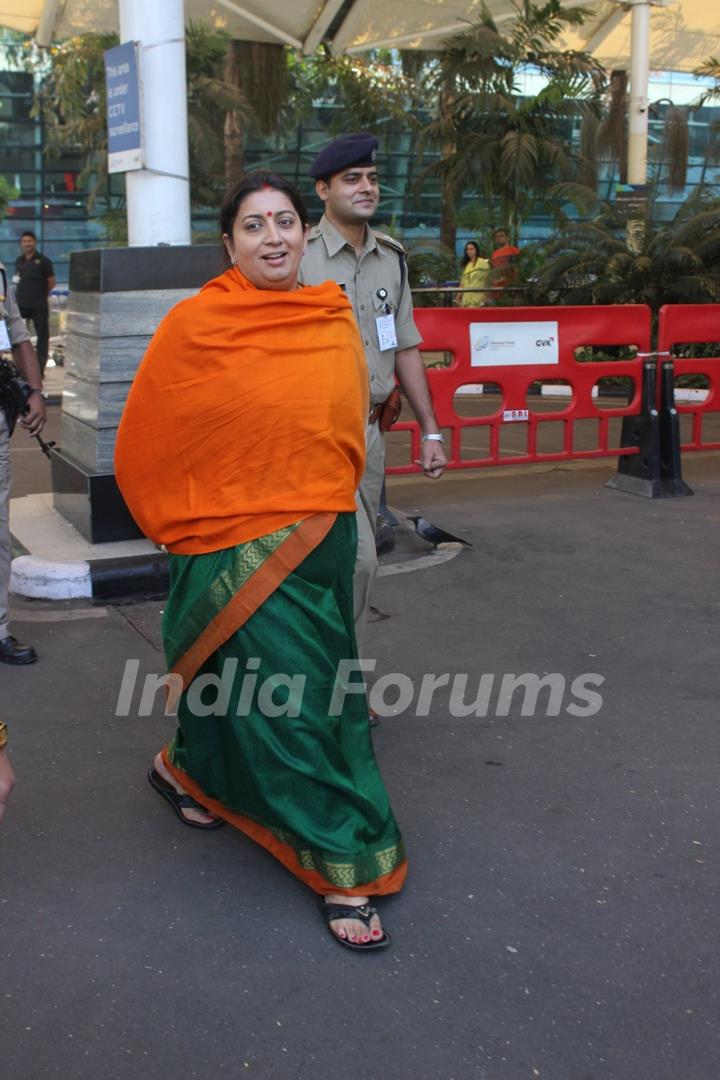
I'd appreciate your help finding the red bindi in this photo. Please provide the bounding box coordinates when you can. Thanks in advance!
[266,211,273,216]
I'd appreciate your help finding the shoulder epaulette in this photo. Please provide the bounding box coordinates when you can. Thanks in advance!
[374,231,407,256]
[307,225,324,242]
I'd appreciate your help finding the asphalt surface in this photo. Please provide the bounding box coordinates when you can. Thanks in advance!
[2,451,719,1080]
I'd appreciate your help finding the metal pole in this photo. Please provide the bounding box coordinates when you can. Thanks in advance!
[627,0,651,186]
[118,0,191,246]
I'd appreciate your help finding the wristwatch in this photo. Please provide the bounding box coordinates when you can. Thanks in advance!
[0,722,7,750]
[28,388,47,400]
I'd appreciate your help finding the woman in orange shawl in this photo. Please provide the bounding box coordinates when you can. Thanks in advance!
[115,173,407,950]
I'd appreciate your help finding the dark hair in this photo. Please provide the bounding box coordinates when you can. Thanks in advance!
[462,240,481,267]
[493,227,509,240]
[220,172,309,254]
[20,230,36,241]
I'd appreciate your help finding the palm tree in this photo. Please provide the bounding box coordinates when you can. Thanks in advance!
[695,57,720,92]
[36,23,251,222]
[526,183,720,310]
[420,0,606,249]
[222,40,291,185]
[280,49,420,144]
[183,24,254,203]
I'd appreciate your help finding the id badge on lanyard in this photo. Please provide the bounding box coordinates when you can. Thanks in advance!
[0,319,11,352]
[374,288,398,351]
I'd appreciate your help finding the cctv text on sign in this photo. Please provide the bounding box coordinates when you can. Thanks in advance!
[104,41,142,174]
[470,321,560,367]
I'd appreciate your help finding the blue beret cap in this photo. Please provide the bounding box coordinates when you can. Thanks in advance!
[309,133,379,180]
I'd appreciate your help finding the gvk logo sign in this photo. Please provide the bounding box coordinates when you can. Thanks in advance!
[470,322,560,367]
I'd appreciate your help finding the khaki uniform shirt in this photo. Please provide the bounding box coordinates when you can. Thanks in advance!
[299,215,422,405]
[0,260,31,347]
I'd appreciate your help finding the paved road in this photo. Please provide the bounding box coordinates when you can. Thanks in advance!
[2,453,719,1079]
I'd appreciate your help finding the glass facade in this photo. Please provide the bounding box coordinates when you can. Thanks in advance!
[192,83,720,252]
[2,56,719,282]
[0,69,109,282]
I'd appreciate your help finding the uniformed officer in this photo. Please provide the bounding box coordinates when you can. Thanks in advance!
[0,260,46,664]
[300,133,447,646]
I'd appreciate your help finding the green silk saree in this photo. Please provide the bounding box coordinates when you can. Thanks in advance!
[160,512,407,896]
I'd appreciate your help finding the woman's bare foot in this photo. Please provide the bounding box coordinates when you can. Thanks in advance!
[323,893,385,945]
[153,752,221,827]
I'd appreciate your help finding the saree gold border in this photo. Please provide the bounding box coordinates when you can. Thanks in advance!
[161,747,409,896]
[275,827,406,889]
[166,512,337,711]
[165,523,299,671]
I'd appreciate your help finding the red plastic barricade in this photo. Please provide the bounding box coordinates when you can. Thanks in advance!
[657,305,720,452]
[387,305,652,474]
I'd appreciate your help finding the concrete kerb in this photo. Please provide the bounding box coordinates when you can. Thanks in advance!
[10,551,171,602]
[11,555,92,600]
[9,494,465,602]
[9,492,167,602]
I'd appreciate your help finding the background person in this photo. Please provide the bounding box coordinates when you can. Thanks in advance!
[14,231,56,375]
[489,227,521,297]
[458,240,490,306]
[0,259,46,665]
[115,172,406,952]
[300,133,447,647]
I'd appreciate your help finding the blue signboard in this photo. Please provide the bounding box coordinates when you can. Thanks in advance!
[104,41,142,173]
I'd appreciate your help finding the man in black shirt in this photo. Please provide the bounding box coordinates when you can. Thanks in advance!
[14,231,56,374]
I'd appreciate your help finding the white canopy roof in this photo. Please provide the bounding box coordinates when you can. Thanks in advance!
[1,0,719,72]
[562,0,720,74]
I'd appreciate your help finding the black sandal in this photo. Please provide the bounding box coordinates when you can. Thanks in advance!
[320,898,390,951]
[147,767,225,830]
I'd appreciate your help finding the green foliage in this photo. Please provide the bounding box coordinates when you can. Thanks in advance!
[282,50,420,142]
[35,23,250,212]
[525,185,720,311]
[0,176,19,221]
[434,0,599,93]
[405,239,459,307]
[693,57,720,104]
[98,206,128,245]
[419,0,606,242]
[36,31,117,210]
[183,23,252,205]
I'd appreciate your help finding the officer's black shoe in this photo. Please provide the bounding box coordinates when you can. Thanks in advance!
[0,635,38,665]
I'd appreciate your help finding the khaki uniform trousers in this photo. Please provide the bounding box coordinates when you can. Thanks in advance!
[353,420,385,650]
[0,411,11,639]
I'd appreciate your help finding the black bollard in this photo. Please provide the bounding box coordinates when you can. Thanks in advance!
[606,357,663,498]
[659,359,693,497]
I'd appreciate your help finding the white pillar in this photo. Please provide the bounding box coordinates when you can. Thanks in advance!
[627,0,651,186]
[118,0,191,246]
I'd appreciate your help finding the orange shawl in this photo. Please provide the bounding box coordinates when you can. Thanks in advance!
[114,268,368,554]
